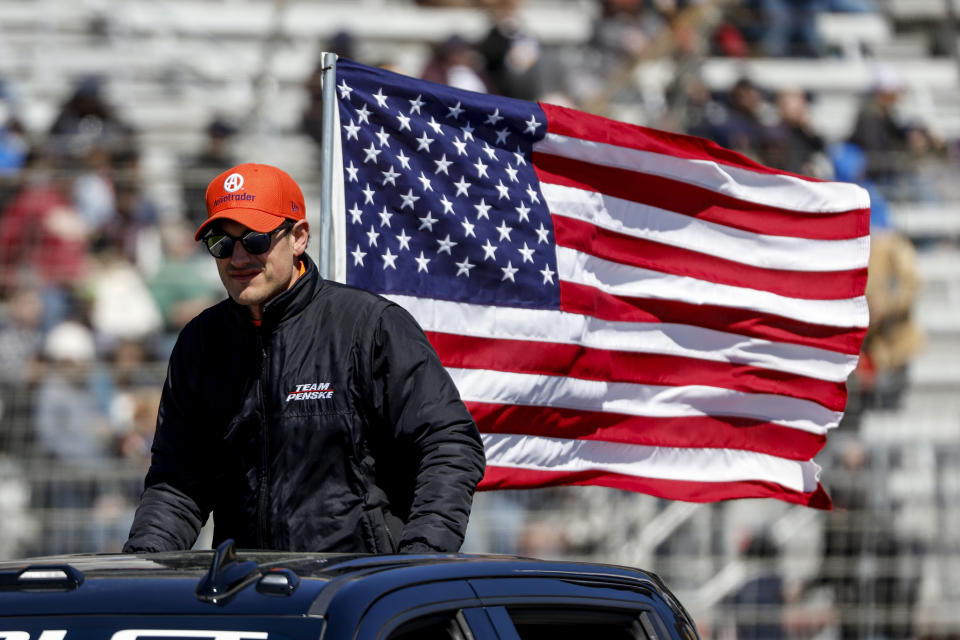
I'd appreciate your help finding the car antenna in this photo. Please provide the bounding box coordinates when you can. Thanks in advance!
[195,538,261,605]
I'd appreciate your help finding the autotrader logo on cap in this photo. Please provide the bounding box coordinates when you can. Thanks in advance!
[223,173,244,193]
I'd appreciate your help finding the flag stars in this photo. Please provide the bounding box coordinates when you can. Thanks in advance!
[518,242,535,263]
[377,206,393,228]
[417,171,434,192]
[381,247,398,270]
[504,164,519,183]
[351,244,366,266]
[535,222,551,244]
[494,179,511,200]
[460,122,475,141]
[461,218,476,238]
[409,94,425,114]
[439,194,455,215]
[485,109,504,126]
[418,212,438,231]
[396,149,411,170]
[436,234,458,255]
[434,154,452,175]
[514,146,527,166]
[343,119,360,141]
[366,225,380,247]
[361,183,375,204]
[396,228,412,251]
[473,158,489,178]
[355,103,371,124]
[362,142,381,164]
[374,126,390,148]
[400,189,420,210]
[540,263,555,284]
[525,185,541,203]
[481,239,498,261]
[515,201,531,222]
[337,80,353,100]
[396,111,412,131]
[414,251,431,273]
[474,198,492,219]
[524,115,542,135]
[372,88,389,109]
[452,137,468,156]
[453,176,471,197]
[345,161,359,182]
[381,165,400,186]
[495,127,510,145]
[455,256,476,277]
[348,203,363,224]
[416,131,435,152]
[481,142,497,160]
[426,116,443,135]
[447,101,465,120]
[501,261,519,282]
[496,220,514,241]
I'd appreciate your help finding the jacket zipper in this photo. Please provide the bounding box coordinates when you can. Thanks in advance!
[256,332,270,548]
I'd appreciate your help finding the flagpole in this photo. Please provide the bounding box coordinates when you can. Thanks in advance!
[319,51,339,280]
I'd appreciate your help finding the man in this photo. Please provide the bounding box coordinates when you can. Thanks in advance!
[124,163,485,553]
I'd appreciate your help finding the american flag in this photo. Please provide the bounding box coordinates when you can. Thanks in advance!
[331,58,870,508]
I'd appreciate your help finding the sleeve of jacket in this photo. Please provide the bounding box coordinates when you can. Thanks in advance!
[364,303,486,553]
[123,326,214,553]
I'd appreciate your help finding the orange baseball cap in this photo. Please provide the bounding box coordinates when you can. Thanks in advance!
[196,163,306,240]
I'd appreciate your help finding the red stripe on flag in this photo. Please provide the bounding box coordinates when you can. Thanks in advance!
[540,101,823,180]
[430,332,847,411]
[560,281,867,355]
[534,155,868,241]
[553,216,867,301]
[480,465,832,509]
[466,402,826,460]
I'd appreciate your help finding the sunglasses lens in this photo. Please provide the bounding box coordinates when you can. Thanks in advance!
[240,232,272,255]
[205,234,234,259]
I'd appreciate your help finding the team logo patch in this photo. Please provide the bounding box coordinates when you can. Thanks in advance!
[287,382,334,402]
[223,173,245,193]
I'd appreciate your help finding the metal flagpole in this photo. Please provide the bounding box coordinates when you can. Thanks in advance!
[319,52,339,280]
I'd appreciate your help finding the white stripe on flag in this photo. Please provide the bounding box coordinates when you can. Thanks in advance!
[386,294,859,382]
[557,247,869,328]
[482,433,822,492]
[542,182,870,272]
[535,133,871,214]
[449,368,843,433]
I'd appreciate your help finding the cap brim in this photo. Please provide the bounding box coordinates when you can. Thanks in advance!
[194,208,289,240]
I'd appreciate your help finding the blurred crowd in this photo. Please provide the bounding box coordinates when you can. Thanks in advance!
[0,0,951,634]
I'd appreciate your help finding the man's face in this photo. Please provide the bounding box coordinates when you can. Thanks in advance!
[212,218,308,319]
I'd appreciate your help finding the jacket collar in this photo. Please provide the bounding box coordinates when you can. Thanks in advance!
[228,252,323,331]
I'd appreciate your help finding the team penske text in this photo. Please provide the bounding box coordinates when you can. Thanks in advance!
[286,382,333,402]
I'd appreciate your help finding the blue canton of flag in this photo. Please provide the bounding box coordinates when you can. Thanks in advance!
[336,59,560,309]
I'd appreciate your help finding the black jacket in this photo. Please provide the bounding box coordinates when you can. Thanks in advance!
[124,254,485,553]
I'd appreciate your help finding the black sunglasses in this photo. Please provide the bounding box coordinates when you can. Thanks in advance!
[202,221,294,259]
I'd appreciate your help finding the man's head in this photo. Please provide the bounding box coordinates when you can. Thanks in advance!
[197,163,310,319]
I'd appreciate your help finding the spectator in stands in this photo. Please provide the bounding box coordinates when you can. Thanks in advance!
[761,88,829,178]
[748,0,825,58]
[181,116,237,230]
[730,529,786,640]
[476,0,544,100]
[848,64,911,193]
[0,287,45,456]
[86,250,164,350]
[709,76,769,161]
[421,35,492,94]
[0,150,90,327]
[302,31,356,149]
[47,75,135,160]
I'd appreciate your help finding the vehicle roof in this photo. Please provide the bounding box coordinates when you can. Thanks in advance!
[0,543,688,622]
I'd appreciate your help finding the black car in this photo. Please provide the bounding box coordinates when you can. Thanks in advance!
[0,539,700,639]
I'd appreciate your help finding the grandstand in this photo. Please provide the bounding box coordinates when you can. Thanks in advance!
[0,0,958,637]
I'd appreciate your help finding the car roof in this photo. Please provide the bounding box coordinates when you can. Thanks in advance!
[0,540,689,623]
